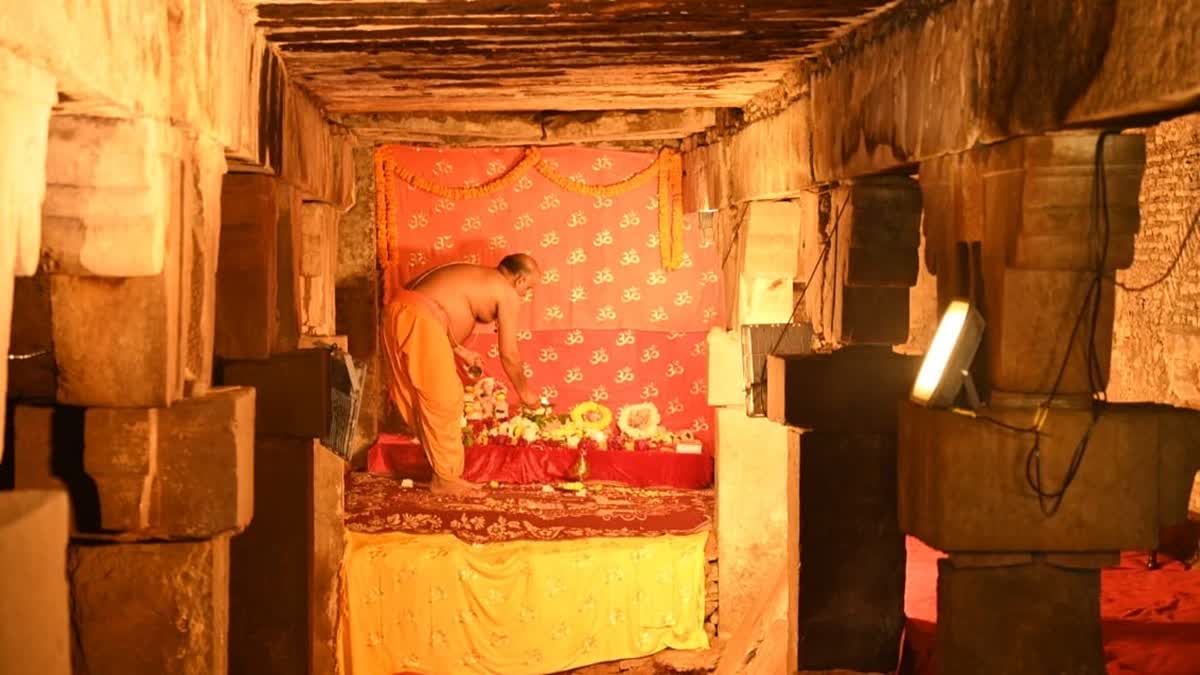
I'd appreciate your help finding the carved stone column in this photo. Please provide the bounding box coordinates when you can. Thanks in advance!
[0,49,56,450]
[907,132,1200,674]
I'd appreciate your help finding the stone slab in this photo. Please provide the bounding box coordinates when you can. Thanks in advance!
[219,349,331,439]
[714,407,795,637]
[706,328,745,407]
[215,173,278,359]
[938,555,1103,675]
[274,182,303,354]
[83,407,158,532]
[795,431,905,673]
[767,346,919,433]
[69,537,230,675]
[231,437,340,675]
[0,490,72,675]
[50,163,185,408]
[0,51,56,277]
[981,133,1145,272]
[898,400,1200,552]
[13,405,100,531]
[41,115,176,276]
[153,386,255,538]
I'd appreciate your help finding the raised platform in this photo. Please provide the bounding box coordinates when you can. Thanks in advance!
[340,472,713,674]
[367,433,714,490]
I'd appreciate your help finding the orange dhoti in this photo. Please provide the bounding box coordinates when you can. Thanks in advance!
[381,291,465,480]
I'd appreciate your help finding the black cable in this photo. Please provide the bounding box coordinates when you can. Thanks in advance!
[1022,131,1119,516]
[1113,207,1200,293]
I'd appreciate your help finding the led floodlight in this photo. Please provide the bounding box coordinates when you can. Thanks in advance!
[911,299,985,408]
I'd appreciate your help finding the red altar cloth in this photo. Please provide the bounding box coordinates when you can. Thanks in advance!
[367,432,714,489]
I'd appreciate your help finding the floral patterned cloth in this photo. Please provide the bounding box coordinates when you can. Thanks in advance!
[345,471,713,544]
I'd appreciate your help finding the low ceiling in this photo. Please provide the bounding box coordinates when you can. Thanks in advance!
[248,0,899,115]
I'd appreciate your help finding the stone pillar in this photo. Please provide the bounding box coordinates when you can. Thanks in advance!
[230,437,345,675]
[12,387,254,538]
[299,201,340,337]
[768,347,920,674]
[902,132,1200,675]
[0,50,56,451]
[69,537,230,675]
[215,173,279,359]
[0,490,72,675]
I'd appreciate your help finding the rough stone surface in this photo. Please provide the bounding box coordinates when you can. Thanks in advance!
[0,490,72,675]
[83,407,158,532]
[50,165,186,407]
[938,555,1104,675]
[728,105,814,203]
[713,407,794,638]
[12,405,98,531]
[153,386,255,538]
[69,537,230,675]
[40,115,177,276]
[898,401,1200,553]
[299,201,339,336]
[795,431,905,673]
[184,136,229,396]
[215,173,278,359]
[336,145,377,283]
[1107,114,1200,512]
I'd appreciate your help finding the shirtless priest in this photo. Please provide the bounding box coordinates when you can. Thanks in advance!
[382,253,542,495]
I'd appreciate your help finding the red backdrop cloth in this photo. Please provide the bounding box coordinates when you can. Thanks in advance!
[368,433,714,490]
[377,145,720,450]
[378,145,724,333]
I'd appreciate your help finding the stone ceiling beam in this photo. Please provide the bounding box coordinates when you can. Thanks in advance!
[699,0,1200,197]
[338,108,720,146]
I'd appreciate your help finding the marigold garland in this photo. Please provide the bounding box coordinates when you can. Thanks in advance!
[374,146,686,272]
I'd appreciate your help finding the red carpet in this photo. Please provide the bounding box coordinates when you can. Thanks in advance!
[367,432,714,489]
[345,471,713,543]
[904,538,1200,675]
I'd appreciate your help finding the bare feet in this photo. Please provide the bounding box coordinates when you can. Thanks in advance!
[429,475,485,497]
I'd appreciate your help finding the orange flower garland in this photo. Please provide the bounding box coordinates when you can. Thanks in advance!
[375,146,686,272]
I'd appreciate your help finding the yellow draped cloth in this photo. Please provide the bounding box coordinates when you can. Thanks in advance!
[338,530,710,674]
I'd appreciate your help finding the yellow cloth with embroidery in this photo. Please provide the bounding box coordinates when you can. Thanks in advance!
[339,530,709,674]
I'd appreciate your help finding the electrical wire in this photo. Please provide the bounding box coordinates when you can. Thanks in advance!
[1112,207,1200,293]
[1019,131,1121,516]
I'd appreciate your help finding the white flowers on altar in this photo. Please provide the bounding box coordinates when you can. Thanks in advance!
[616,403,661,441]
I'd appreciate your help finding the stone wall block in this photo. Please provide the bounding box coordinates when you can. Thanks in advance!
[766,346,919,433]
[982,133,1146,272]
[0,490,72,675]
[274,183,303,353]
[41,115,178,277]
[795,430,905,673]
[83,407,159,532]
[0,51,56,450]
[215,173,278,359]
[185,135,229,395]
[219,350,330,439]
[938,556,1104,675]
[714,407,794,637]
[299,201,339,336]
[69,537,230,675]
[153,385,255,538]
